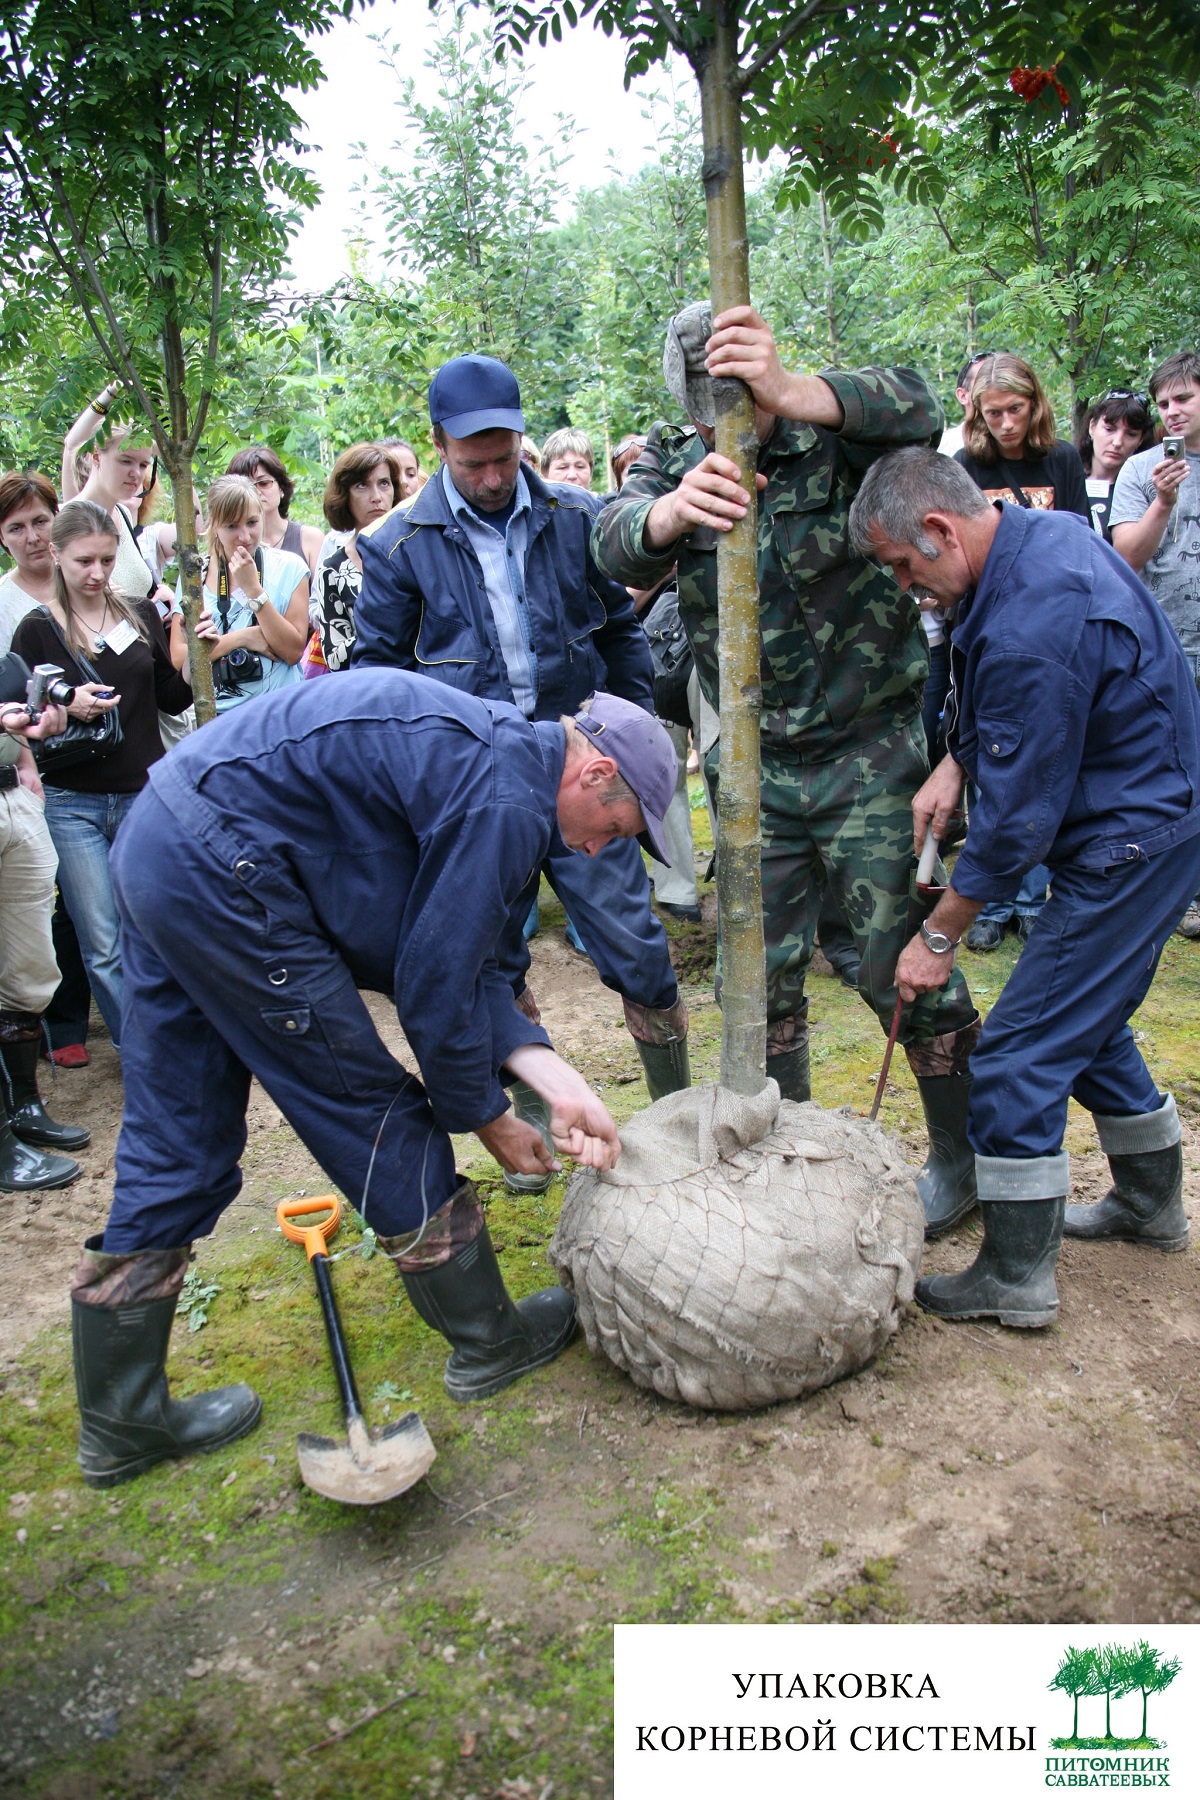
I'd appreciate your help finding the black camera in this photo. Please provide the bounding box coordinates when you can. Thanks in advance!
[26,663,76,721]
[212,646,265,697]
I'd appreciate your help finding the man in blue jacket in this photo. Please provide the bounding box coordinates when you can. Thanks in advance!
[69,675,678,1487]
[849,448,1200,1327]
[352,356,689,1159]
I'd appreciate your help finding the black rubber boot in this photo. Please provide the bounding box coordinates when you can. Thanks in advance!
[767,1003,811,1103]
[0,1021,90,1152]
[72,1239,262,1487]
[914,1073,978,1236]
[769,1042,811,1103]
[502,1078,554,1195]
[1065,1142,1189,1251]
[402,1225,576,1403]
[635,1033,691,1102]
[0,1086,82,1193]
[915,1199,1065,1328]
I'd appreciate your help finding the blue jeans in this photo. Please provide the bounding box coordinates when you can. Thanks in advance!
[41,787,138,1045]
[977,863,1050,926]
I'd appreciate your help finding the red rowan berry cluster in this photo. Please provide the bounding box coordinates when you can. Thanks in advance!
[1009,65,1070,106]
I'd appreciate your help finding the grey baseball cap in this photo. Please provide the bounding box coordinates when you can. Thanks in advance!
[663,300,715,427]
[571,693,677,866]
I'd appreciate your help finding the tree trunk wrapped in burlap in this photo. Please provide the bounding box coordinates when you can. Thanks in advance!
[548,1081,924,1411]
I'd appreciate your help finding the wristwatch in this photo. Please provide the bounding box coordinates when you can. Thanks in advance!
[243,592,265,615]
[920,919,961,955]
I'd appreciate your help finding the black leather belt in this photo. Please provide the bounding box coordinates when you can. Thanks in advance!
[0,765,19,791]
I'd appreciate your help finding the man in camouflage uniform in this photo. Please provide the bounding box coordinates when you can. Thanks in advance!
[592,302,980,1233]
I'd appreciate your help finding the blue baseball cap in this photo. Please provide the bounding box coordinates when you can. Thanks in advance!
[571,693,677,866]
[428,355,525,438]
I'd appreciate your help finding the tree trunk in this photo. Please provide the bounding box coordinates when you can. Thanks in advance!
[818,190,840,365]
[158,308,217,726]
[695,0,766,1095]
[162,452,217,726]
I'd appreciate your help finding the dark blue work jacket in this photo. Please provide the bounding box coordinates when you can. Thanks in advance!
[148,673,560,1133]
[351,466,654,718]
[948,506,1200,903]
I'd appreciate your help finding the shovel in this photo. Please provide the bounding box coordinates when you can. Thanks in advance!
[277,1195,436,1505]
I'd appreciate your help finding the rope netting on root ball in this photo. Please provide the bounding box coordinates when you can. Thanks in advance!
[548,1081,924,1411]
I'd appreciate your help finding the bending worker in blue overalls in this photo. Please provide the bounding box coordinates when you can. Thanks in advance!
[70,674,678,1487]
[850,448,1200,1327]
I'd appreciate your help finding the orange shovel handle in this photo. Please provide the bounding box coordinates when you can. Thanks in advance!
[276,1193,342,1262]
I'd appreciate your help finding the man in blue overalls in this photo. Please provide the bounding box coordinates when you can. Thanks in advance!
[70,675,678,1487]
[849,448,1200,1327]
[351,355,689,1178]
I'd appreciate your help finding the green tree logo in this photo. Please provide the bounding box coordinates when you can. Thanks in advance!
[1049,1642,1180,1749]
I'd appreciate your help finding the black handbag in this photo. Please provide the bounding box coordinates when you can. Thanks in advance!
[642,585,694,730]
[30,610,124,775]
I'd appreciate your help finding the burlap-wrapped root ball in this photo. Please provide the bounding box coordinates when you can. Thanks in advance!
[548,1081,924,1411]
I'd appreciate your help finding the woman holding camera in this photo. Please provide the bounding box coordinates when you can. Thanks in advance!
[10,502,194,1048]
[0,662,89,1191]
[194,475,308,713]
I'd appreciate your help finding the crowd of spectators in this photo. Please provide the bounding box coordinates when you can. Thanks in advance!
[1,339,1196,1200]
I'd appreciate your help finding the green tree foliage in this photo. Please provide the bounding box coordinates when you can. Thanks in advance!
[901,72,1200,425]
[1120,1641,1180,1742]
[364,17,574,371]
[1049,1644,1103,1741]
[554,82,708,454]
[0,0,364,717]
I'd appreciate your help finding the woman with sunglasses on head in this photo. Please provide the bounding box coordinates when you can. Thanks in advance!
[10,502,194,1048]
[1076,390,1157,540]
[193,476,309,712]
[224,444,324,579]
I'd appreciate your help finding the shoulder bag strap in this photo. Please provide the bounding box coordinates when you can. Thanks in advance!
[34,606,102,684]
[1001,470,1033,509]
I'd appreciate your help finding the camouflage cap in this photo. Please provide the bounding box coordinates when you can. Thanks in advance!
[663,301,715,427]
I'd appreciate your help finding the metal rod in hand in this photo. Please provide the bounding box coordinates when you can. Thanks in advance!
[869,996,905,1122]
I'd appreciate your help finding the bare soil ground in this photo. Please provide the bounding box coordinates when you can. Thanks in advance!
[1,863,1199,1798]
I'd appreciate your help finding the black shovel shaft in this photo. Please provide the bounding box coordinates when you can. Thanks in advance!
[310,1251,364,1424]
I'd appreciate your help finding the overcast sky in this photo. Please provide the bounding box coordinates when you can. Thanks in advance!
[291,0,688,285]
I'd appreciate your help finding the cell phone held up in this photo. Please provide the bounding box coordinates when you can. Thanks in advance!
[1161,434,1187,461]
[26,663,76,722]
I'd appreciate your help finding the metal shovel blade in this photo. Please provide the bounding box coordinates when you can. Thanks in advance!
[296,1410,437,1505]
